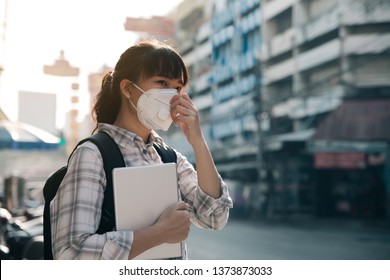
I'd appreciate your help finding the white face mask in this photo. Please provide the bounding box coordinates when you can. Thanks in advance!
[129,83,177,131]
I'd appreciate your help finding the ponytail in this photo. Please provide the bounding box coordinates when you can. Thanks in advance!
[92,71,121,134]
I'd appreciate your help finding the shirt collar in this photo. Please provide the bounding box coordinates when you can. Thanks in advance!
[98,123,164,147]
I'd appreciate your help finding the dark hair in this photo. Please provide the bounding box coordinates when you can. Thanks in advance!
[92,39,189,133]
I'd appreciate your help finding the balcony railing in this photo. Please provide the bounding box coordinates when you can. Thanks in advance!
[263,0,295,21]
[213,74,256,103]
[212,25,235,47]
[295,6,340,45]
[211,111,258,139]
[196,22,211,43]
[212,4,234,31]
[211,64,234,83]
[264,58,294,85]
[345,34,390,55]
[272,85,344,119]
[342,0,390,25]
[193,94,213,111]
[297,39,341,72]
[267,28,294,58]
[240,8,261,34]
[240,0,261,15]
[192,71,212,93]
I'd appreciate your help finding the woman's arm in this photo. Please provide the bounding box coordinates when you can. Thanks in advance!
[170,94,233,230]
[191,138,221,198]
[170,93,221,198]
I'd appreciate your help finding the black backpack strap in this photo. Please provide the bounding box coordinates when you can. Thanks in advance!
[153,142,177,163]
[44,131,124,259]
[84,131,125,233]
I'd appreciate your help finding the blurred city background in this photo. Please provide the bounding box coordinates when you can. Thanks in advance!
[0,0,389,260]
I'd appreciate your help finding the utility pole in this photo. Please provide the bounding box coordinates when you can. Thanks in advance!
[255,49,271,218]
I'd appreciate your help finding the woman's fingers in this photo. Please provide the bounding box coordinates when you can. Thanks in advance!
[170,93,194,112]
[170,92,192,104]
[156,202,190,243]
[176,201,189,211]
[169,93,203,146]
[170,94,197,121]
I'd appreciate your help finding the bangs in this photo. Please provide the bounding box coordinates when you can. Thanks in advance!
[141,47,189,85]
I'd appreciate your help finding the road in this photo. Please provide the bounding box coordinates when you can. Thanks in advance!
[186,219,390,260]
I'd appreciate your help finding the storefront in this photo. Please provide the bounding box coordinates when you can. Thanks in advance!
[313,151,387,218]
[262,129,316,218]
[310,99,390,221]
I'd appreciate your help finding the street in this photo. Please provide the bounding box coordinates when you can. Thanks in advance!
[186,218,390,260]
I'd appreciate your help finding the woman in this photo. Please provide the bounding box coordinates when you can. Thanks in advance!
[50,39,233,259]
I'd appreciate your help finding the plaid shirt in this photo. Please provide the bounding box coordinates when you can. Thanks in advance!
[50,123,233,260]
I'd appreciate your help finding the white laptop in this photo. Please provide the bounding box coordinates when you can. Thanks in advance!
[112,162,182,260]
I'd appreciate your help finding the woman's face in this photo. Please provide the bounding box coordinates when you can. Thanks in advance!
[124,75,186,131]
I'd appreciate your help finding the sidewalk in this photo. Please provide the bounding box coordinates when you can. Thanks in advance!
[189,217,390,260]
[241,215,390,237]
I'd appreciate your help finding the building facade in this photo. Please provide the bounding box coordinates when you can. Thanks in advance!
[261,0,390,220]
[209,0,263,217]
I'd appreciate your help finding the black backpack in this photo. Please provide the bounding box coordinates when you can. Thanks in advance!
[43,131,177,260]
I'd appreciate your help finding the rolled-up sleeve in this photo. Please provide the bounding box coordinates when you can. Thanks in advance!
[176,152,233,230]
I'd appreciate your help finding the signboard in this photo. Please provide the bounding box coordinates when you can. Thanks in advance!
[314,152,366,169]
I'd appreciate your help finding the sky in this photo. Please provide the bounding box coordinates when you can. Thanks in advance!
[0,0,183,126]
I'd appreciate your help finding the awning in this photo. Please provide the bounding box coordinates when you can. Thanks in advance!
[264,129,315,151]
[0,120,60,150]
[312,99,390,141]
